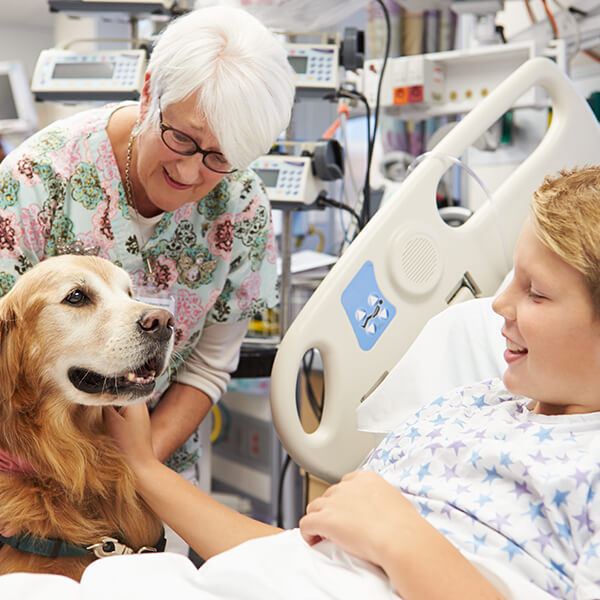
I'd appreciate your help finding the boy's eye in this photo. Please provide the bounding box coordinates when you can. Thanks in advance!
[527,288,545,300]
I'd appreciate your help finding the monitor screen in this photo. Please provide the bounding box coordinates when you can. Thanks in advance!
[287,55,308,75]
[52,61,115,79]
[0,73,19,120]
[255,168,280,188]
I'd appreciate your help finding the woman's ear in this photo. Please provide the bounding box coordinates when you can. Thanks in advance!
[138,72,152,122]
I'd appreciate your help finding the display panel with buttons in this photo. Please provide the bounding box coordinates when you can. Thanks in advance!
[286,44,339,91]
[250,155,323,209]
[32,49,147,101]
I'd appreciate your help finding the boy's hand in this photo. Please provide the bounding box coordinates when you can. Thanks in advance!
[299,470,418,568]
[103,402,157,472]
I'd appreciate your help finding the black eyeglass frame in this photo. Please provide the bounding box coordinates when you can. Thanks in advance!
[158,109,236,174]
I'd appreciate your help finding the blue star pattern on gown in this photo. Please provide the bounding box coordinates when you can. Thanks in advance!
[362,378,600,599]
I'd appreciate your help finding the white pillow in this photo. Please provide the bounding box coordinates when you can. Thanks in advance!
[356,293,506,433]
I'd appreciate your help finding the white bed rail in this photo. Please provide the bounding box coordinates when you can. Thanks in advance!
[270,57,600,483]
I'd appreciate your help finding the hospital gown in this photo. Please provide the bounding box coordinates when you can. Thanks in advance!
[363,378,600,599]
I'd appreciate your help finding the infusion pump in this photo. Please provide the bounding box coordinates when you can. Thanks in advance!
[31,49,147,102]
[286,43,340,93]
[251,140,344,209]
[250,155,323,210]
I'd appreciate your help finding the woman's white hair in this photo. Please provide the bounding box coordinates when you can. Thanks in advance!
[142,5,296,169]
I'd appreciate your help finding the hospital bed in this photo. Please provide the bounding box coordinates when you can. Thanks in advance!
[1,56,600,599]
[270,55,600,483]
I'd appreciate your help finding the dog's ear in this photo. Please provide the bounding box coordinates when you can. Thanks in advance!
[0,302,16,338]
[0,295,21,403]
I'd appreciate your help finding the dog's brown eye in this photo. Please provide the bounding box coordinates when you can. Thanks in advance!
[63,289,89,306]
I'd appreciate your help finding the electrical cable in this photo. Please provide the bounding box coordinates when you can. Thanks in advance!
[316,193,362,231]
[568,6,587,17]
[524,0,536,24]
[276,453,292,528]
[360,0,391,228]
[583,48,600,62]
[300,350,325,512]
[339,179,357,249]
[541,0,560,38]
[324,87,371,233]
[277,348,325,527]
[551,0,581,58]
[302,349,324,422]
[337,103,366,248]
[304,471,310,511]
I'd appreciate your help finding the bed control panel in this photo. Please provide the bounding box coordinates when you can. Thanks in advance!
[341,261,396,351]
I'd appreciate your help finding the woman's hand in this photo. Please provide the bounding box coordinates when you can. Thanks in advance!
[299,470,417,569]
[103,402,158,473]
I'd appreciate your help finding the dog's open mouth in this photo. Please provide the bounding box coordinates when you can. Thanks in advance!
[67,355,160,396]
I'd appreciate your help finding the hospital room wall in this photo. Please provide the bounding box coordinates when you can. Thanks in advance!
[0,24,52,79]
[0,19,53,149]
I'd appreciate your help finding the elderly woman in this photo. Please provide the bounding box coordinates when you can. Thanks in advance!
[0,6,294,499]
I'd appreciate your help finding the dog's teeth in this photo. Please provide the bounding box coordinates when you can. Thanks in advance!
[125,370,155,384]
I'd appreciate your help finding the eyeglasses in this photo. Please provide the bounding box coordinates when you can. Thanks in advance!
[158,110,236,174]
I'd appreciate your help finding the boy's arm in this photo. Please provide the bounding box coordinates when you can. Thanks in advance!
[300,470,507,600]
[104,404,281,559]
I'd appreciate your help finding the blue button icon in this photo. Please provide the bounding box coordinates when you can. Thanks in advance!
[341,261,396,351]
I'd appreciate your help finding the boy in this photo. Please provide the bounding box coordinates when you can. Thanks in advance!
[103,167,600,599]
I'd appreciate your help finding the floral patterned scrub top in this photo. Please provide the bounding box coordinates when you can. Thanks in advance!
[0,102,279,471]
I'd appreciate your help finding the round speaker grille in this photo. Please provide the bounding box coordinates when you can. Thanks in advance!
[389,231,443,295]
[401,235,439,284]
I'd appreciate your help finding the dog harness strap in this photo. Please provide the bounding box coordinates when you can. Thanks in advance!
[154,529,167,553]
[0,533,89,558]
[0,528,167,559]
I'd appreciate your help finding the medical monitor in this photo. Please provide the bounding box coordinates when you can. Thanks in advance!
[48,0,175,13]
[0,62,38,136]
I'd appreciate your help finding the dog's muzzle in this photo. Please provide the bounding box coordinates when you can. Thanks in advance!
[67,308,174,397]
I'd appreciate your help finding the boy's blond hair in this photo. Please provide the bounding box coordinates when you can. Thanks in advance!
[532,166,600,314]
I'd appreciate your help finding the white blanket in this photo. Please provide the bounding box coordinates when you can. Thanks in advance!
[0,530,557,599]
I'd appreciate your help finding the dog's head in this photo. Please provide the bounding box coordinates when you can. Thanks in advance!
[0,255,174,407]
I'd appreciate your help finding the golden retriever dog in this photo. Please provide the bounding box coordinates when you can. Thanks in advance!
[0,255,174,581]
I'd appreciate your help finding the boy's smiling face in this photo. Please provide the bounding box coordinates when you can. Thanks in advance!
[492,217,600,415]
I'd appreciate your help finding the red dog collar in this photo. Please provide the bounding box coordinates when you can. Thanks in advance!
[0,447,35,475]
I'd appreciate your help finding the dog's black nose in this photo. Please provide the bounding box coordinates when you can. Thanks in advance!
[138,309,175,341]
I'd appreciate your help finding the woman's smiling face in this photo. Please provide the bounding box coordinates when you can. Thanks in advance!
[134,93,227,216]
[492,217,600,415]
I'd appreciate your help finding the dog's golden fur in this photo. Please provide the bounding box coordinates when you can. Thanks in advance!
[0,255,174,581]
